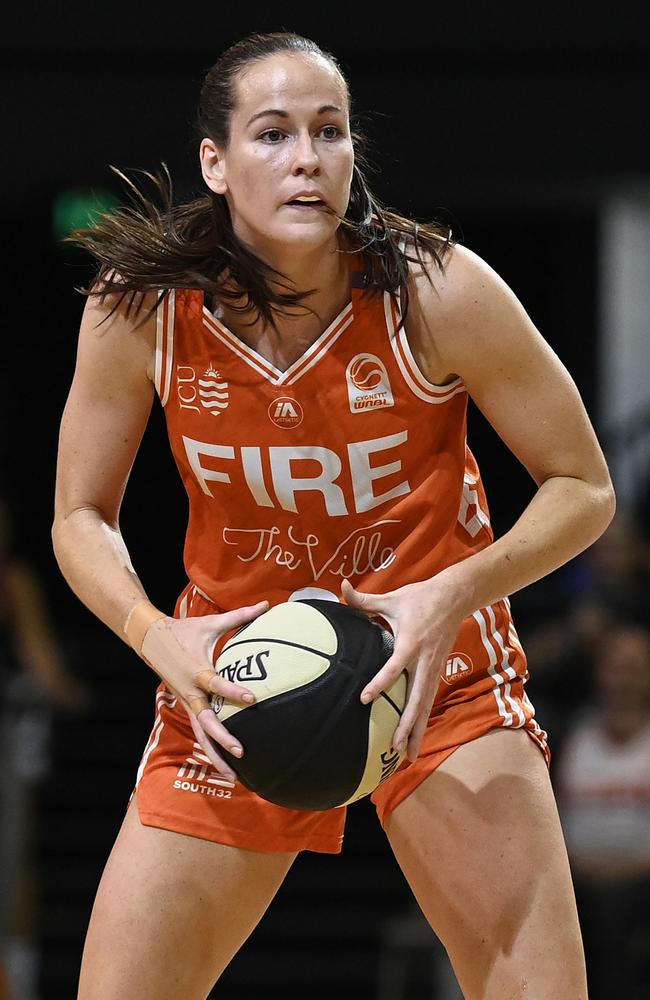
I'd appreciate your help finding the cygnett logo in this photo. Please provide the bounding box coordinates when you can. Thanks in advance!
[346,353,394,413]
[349,356,383,390]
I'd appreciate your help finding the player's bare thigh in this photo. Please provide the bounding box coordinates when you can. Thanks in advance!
[78,795,296,1000]
[384,728,587,1000]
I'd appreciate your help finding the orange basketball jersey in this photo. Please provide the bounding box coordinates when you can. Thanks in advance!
[151,254,548,764]
[157,260,492,607]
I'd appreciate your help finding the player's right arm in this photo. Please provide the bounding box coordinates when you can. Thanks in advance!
[52,290,267,773]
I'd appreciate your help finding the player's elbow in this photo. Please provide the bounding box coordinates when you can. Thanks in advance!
[51,512,72,570]
[51,503,105,565]
[603,479,617,525]
[587,474,617,540]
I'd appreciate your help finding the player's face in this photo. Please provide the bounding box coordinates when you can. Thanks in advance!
[200,53,354,258]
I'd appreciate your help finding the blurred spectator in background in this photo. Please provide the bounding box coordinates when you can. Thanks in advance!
[568,508,650,633]
[556,622,650,999]
[516,511,650,752]
[0,497,87,1000]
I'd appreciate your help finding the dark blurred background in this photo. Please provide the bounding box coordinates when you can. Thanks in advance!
[1,3,649,998]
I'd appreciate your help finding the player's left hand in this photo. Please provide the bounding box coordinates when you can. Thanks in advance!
[341,576,467,761]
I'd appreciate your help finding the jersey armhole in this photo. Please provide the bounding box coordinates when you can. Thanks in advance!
[153,289,176,405]
[383,292,466,404]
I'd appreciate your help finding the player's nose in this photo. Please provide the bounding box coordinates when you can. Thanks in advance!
[291,131,320,175]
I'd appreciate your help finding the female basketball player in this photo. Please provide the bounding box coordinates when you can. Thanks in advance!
[52,31,615,999]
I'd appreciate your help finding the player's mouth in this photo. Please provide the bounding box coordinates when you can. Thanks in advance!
[284,192,328,210]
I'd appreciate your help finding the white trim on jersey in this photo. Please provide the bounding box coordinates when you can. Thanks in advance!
[485,604,526,726]
[201,301,353,386]
[202,314,279,380]
[474,608,512,726]
[284,309,354,385]
[501,596,550,754]
[521,691,549,751]
[504,608,527,660]
[178,744,236,788]
[473,605,525,728]
[383,292,466,404]
[194,584,214,604]
[503,598,531,662]
[135,690,177,787]
[178,584,216,619]
[155,290,176,405]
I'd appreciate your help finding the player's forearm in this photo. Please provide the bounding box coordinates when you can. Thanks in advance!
[439,474,616,618]
[52,506,157,642]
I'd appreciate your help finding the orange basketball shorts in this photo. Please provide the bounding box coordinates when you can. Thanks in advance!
[134,591,550,854]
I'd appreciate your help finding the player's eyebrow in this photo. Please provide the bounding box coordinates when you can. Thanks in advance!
[247,105,344,127]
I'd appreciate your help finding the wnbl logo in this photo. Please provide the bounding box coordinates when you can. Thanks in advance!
[346,353,394,413]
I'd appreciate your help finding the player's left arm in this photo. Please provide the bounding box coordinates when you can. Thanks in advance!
[425,243,616,605]
[343,244,616,757]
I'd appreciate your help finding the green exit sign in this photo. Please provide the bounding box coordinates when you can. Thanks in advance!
[53,188,120,242]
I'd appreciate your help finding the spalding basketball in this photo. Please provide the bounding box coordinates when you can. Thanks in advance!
[211,599,407,810]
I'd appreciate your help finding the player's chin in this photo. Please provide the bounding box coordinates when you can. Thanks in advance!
[277,221,341,254]
[280,209,340,234]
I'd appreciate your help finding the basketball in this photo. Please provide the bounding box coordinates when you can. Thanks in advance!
[210,599,407,810]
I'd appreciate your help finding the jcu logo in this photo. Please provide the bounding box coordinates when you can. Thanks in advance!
[176,364,229,416]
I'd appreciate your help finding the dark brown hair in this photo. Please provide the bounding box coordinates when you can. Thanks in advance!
[69,31,454,324]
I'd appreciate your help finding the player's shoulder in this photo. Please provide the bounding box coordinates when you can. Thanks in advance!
[400,237,537,380]
[77,278,163,385]
[407,241,510,326]
[81,275,160,334]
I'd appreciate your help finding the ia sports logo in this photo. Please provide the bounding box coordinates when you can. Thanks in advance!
[269,396,304,428]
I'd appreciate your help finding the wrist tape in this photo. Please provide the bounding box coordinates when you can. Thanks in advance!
[124,601,166,654]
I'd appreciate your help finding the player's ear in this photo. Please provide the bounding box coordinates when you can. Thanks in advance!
[200,137,228,196]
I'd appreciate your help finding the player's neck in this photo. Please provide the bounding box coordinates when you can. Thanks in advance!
[218,242,351,360]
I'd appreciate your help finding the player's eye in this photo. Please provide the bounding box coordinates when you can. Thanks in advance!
[260,129,286,143]
[320,125,341,140]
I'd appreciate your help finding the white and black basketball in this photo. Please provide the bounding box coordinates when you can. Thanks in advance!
[211,599,407,810]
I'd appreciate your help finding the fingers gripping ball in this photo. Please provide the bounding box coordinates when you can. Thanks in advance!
[211,600,407,810]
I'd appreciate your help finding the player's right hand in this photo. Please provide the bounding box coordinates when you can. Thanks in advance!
[140,602,269,778]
